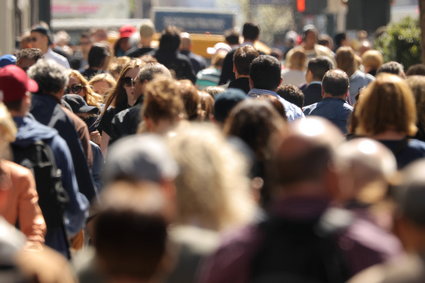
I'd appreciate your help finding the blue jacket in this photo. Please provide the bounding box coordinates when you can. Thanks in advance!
[303,97,353,134]
[13,115,88,257]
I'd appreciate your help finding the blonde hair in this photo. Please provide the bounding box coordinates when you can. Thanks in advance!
[68,70,103,106]
[287,49,307,70]
[168,123,255,231]
[108,56,132,80]
[361,50,383,72]
[355,74,417,136]
[88,73,117,97]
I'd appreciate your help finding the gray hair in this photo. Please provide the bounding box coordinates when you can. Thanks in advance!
[27,59,69,95]
[137,63,171,83]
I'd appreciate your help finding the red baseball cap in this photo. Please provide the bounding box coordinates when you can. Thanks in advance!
[119,25,136,39]
[0,65,38,102]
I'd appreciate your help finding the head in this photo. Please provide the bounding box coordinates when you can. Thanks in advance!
[211,51,226,69]
[306,56,334,83]
[225,28,240,46]
[302,25,318,49]
[88,73,116,98]
[88,43,110,69]
[276,84,304,109]
[242,22,260,42]
[168,123,255,231]
[286,49,307,70]
[268,117,344,200]
[136,63,172,100]
[67,70,103,106]
[249,55,281,91]
[361,50,384,74]
[0,65,38,116]
[406,64,425,77]
[179,32,191,51]
[335,47,357,77]
[30,25,52,52]
[139,20,155,46]
[355,74,417,137]
[213,88,247,124]
[406,76,425,132]
[318,34,334,50]
[198,91,214,121]
[16,48,42,72]
[233,45,259,77]
[322,69,349,97]
[336,138,397,204]
[392,160,425,253]
[334,32,347,49]
[255,95,287,119]
[62,94,99,128]
[141,77,185,134]
[159,26,181,53]
[178,80,200,121]
[377,61,405,78]
[27,59,68,98]
[0,55,16,68]
[108,56,131,80]
[203,86,225,99]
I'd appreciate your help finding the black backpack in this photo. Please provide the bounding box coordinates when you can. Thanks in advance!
[250,208,353,283]
[12,141,69,228]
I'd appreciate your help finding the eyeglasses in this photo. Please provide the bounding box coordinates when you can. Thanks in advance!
[65,84,84,94]
[122,77,135,87]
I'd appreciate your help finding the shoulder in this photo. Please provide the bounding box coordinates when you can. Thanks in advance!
[1,160,33,180]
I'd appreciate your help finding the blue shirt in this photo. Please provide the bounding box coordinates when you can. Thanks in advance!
[303,97,353,134]
[247,88,305,121]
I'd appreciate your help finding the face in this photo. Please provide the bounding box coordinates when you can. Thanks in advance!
[30,31,48,50]
[122,67,140,105]
[91,80,111,97]
[80,38,92,54]
[305,31,317,47]
[66,76,86,97]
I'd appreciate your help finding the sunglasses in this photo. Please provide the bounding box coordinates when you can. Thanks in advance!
[66,84,84,94]
[122,77,135,87]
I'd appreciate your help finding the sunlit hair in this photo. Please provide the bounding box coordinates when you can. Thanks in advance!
[88,73,117,98]
[202,86,225,99]
[28,59,68,95]
[406,76,425,134]
[108,56,131,80]
[68,70,103,106]
[287,49,307,70]
[178,80,200,121]
[101,59,142,117]
[361,50,383,73]
[141,77,185,124]
[355,74,417,136]
[0,102,16,160]
[335,46,357,77]
[168,123,255,231]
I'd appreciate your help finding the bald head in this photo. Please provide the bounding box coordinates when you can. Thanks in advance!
[180,32,191,51]
[268,117,344,197]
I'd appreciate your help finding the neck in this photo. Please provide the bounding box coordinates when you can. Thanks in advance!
[323,93,345,100]
[372,130,406,140]
[235,74,249,79]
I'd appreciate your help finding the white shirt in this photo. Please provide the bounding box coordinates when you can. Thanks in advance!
[44,48,70,69]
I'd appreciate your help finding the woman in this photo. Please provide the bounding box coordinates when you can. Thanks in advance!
[354,74,425,168]
[282,49,307,87]
[67,70,103,107]
[97,59,142,153]
[88,73,116,99]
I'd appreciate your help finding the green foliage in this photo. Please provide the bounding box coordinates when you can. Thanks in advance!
[375,17,421,69]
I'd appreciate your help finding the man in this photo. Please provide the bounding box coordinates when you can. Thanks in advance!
[228,45,259,94]
[200,118,400,283]
[126,20,156,58]
[28,59,97,202]
[0,65,88,257]
[15,48,42,72]
[303,69,353,134]
[300,56,334,106]
[81,43,110,80]
[152,26,196,83]
[30,25,70,69]
[179,32,207,74]
[349,160,425,283]
[247,55,304,121]
[109,63,171,144]
[219,22,260,85]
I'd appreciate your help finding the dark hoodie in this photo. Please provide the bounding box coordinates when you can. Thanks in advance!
[13,115,88,258]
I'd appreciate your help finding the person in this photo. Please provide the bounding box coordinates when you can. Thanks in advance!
[88,73,116,99]
[126,20,156,58]
[213,88,247,126]
[109,63,171,144]
[406,76,425,141]
[376,61,405,78]
[15,48,42,72]
[353,74,425,169]
[30,25,70,69]
[282,49,307,87]
[361,49,384,77]
[196,51,226,89]
[0,65,88,257]
[199,118,400,283]
[349,160,425,283]
[219,22,260,85]
[180,32,207,74]
[113,25,136,57]
[178,80,200,121]
[228,45,259,94]
[276,84,304,109]
[152,26,196,83]
[335,47,374,105]
[81,43,110,80]
[198,91,215,121]
[66,70,103,107]
[300,56,333,106]
[247,55,304,121]
[28,59,97,202]
[334,32,349,51]
[97,59,142,153]
[303,69,353,134]
[0,54,16,68]
[70,32,92,71]
[0,102,46,249]
[406,64,425,76]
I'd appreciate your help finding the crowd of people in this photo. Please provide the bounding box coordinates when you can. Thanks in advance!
[1,18,425,282]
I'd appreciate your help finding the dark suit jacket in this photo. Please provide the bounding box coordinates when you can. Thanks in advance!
[301,82,322,107]
[228,77,250,94]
